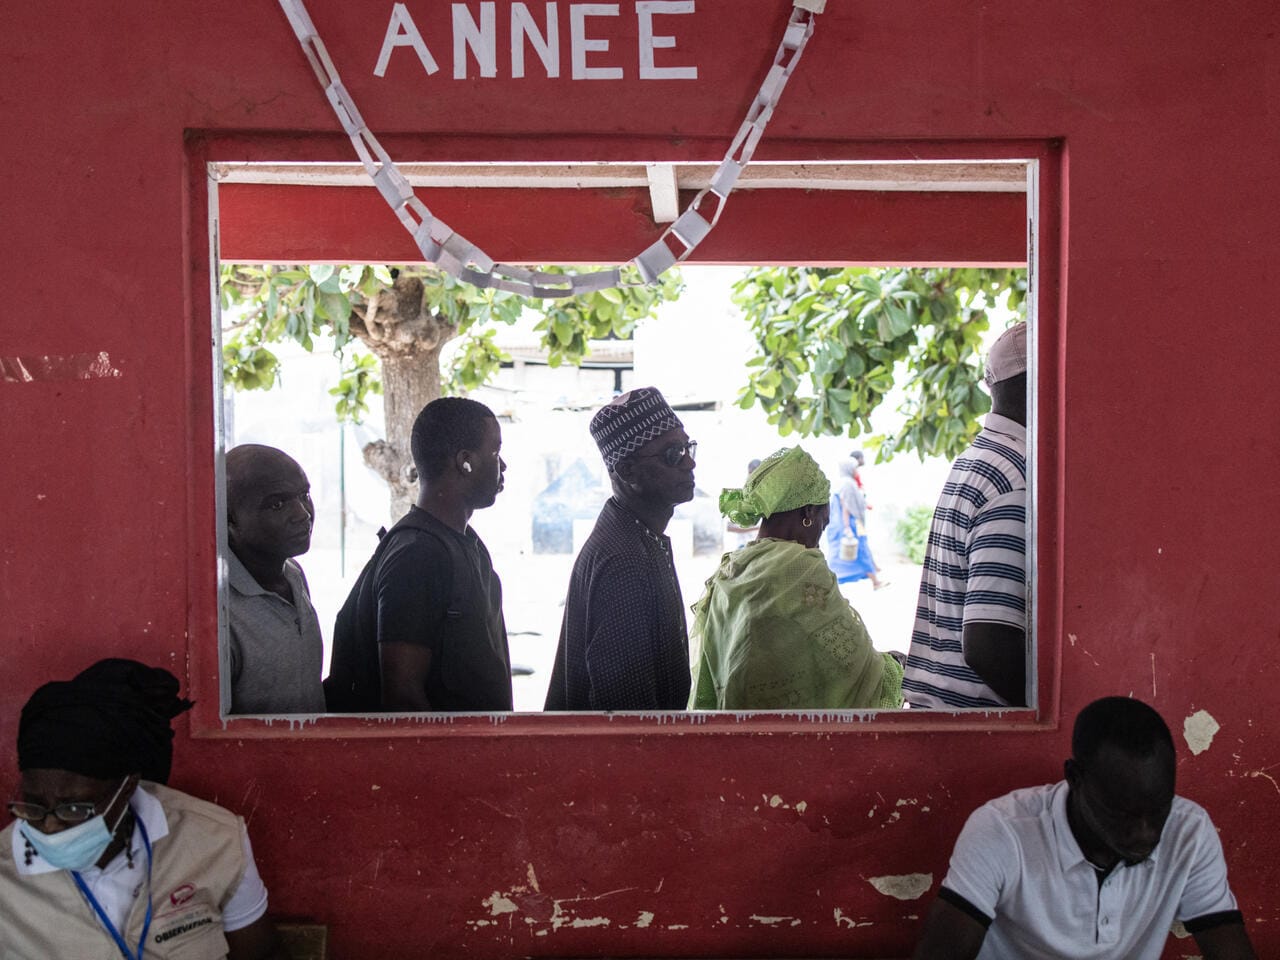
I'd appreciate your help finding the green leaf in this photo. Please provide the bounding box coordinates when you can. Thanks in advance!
[308,264,335,286]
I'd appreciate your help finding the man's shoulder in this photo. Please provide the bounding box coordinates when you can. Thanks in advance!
[576,503,649,561]
[969,422,1027,475]
[376,520,453,571]
[145,782,242,833]
[1166,794,1218,836]
[973,782,1061,831]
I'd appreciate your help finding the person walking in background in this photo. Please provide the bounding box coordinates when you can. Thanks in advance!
[689,447,903,711]
[902,322,1028,708]
[545,387,695,711]
[847,449,885,576]
[824,456,889,591]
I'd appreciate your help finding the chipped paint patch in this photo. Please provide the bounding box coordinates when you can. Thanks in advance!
[483,892,519,916]
[569,917,610,928]
[868,874,933,901]
[666,924,688,930]
[634,911,654,928]
[1183,710,1220,756]
[749,915,793,926]
[795,800,807,813]
[769,794,784,807]
[834,908,854,928]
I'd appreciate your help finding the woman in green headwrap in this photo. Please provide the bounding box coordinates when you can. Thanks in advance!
[688,447,904,711]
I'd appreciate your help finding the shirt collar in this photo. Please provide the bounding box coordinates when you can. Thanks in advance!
[983,412,1026,442]
[225,550,303,600]
[13,781,170,877]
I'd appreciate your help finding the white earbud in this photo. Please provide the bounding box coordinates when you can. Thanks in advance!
[461,462,472,473]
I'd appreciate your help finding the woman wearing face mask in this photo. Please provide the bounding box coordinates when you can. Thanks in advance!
[0,658,287,960]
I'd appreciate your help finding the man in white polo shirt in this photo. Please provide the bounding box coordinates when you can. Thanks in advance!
[911,696,1256,960]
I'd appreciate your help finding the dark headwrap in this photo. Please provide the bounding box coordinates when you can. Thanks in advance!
[17,659,194,784]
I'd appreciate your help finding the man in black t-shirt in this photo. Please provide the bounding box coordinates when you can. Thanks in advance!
[327,398,512,712]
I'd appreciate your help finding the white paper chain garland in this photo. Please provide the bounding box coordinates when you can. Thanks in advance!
[276,0,824,297]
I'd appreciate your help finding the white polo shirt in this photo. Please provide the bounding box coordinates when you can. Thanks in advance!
[941,781,1242,960]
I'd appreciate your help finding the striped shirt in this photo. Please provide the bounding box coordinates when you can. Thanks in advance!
[903,414,1026,708]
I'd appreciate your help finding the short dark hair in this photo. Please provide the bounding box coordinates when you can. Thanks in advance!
[1072,696,1174,767]
[410,397,496,481]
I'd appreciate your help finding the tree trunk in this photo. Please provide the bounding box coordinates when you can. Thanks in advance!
[351,274,458,520]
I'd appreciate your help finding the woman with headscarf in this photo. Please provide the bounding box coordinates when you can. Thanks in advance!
[824,454,888,590]
[688,447,904,711]
[1,659,286,960]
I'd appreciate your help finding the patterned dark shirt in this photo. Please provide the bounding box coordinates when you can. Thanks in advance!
[544,497,691,711]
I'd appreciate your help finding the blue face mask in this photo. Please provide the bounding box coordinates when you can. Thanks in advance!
[19,778,131,872]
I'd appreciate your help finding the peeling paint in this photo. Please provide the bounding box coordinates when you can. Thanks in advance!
[769,794,783,807]
[666,924,688,930]
[1183,710,1221,756]
[795,800,807,813]
[569,917,610,928]
[749,915,793,925]
[634,911,654,928]
[482,892,519,917]
[868,873,933,901]
[834,908,855,928]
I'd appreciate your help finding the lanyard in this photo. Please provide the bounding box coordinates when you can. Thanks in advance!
[73,816,153,960]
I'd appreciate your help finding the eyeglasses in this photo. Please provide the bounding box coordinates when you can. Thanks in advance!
[637,440,697,467]
[7,799,103,824]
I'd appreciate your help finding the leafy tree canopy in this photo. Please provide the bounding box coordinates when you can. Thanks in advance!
[219,263,683,424]
[732,266,1026,462]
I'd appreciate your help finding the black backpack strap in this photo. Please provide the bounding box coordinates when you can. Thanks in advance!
[324,512,454,713]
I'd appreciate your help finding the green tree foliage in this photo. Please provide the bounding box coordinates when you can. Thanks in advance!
[894,503,936,565]
[220,263,679,423]
[732,267,1026,461]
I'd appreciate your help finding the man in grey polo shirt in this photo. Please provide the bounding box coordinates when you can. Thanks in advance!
[911,696,1256,960]
[225,444,325,714]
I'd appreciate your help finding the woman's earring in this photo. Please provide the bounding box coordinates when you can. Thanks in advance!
[801,517,814,528]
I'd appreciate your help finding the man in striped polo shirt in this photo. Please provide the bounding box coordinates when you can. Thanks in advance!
[903,323,1028,708]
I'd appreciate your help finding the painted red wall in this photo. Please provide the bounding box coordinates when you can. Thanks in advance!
[2,2,1277,957]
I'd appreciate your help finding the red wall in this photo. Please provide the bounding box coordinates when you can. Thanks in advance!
[2,2,1277,957]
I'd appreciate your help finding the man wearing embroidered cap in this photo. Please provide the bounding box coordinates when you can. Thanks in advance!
[689,446,903,710]
[903,322,1029,709]
[1,658,286,959]
[544,387,696,711]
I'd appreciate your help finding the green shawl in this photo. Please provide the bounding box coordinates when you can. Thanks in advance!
[688,538,903,711]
